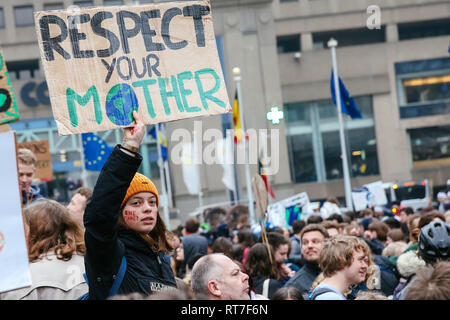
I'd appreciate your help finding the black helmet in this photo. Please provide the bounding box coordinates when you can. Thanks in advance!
[418,220,450,264]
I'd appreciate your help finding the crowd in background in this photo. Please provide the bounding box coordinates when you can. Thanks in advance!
[1,131,449,301]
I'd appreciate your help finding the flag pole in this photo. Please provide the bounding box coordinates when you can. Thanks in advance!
[78,134,88,188]
[193,128,203,208]
[155,124,171,230]
[233,67,256,226]
[328,38,353,210]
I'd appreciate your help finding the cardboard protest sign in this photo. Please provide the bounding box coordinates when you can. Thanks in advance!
[0,48,20,125]
[18,140,53,180]
[35,1,231,136]
[0,131,32,293]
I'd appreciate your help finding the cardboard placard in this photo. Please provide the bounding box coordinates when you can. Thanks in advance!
[0,48,20,126]
[35,1,231,136]
[18,140,53,180]
[0,131,32,293]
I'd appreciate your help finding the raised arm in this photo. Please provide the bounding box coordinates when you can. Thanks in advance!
[83,111,146,290]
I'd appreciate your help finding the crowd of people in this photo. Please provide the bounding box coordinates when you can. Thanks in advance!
[1,111,449,301]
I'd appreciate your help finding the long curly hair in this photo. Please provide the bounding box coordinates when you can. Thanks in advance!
[24,199,85,262]
[244,243,278,280]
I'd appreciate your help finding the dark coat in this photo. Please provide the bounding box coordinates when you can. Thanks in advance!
[284,261,321,294]
[182,234,208,269]
[372,255,400,296]
[251,277,282,299]
[83,146,176,300]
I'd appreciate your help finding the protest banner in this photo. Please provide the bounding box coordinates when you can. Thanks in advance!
[18,140,53,180]
[34,1,231,136]
[352,180,388,211]
[0,47,20,126]
[0,131,32,293]
[267,192,310,228]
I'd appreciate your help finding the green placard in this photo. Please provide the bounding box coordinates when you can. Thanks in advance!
[0,47,20,125]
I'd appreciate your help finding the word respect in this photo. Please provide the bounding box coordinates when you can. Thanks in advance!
[38,4,210,61]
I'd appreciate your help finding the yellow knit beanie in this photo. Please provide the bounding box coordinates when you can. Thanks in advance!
[121,173,159,208]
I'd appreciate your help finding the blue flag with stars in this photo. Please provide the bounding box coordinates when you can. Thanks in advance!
[330,71,363,119]
[82,133,113,171]
[148,123,168,162]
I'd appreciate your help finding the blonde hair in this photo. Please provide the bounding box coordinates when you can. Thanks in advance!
[355,290,388,300]
[319,235,373,278]
[382,241,408,257]
[24,199,85,262]
[18,148,37,166]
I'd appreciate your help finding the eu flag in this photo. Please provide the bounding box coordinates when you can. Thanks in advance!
[148,123,168,161]
[82,133,113,171]
[330,71,363,119]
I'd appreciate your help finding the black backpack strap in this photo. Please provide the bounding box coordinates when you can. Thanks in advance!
[308,286,337,300]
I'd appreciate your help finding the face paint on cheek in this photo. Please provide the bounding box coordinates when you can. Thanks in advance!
[124,210,138,222]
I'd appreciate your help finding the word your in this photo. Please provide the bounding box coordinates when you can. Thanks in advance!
[170,121,280,175]
[67,68,225,127]
[39,5,210,61]
[366,5,381,30]
[101,53,161,83]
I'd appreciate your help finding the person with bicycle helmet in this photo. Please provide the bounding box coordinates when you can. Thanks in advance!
[418,220,450,265]
[395,220,449,299]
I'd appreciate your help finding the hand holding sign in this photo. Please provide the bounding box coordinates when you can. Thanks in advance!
[123,110,146,150]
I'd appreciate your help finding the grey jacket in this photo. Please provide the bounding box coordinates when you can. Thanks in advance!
[0,253,87,300]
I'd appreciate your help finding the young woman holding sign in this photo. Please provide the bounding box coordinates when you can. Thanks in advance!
[83,111,176,299]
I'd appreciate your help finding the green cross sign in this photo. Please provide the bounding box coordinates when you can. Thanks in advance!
[266,107,284,124]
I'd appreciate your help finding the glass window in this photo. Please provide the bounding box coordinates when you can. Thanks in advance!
[103,0,124,5]
[398,18,450,41]
[395,58,450,118]
[287,132,316,183]
[74,1,94,8]
[44,3,64,10]
[277,34,301,53]
[409,125,450,162]
[285,96,379,183]
[146,144,161,179]
[6,59,40,79]
[14,5,34,27]
[312,26,385,49]
[0,8,5,28]
[401,73,450,105]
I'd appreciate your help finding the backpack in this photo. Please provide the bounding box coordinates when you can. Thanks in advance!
[77,256,127,300]
[308,286,340,300]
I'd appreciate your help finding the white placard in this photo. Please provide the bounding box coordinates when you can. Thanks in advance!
[352,190,369,212]
[0,131,32,293]
[267,192,309,227]
[364,181,388,206]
